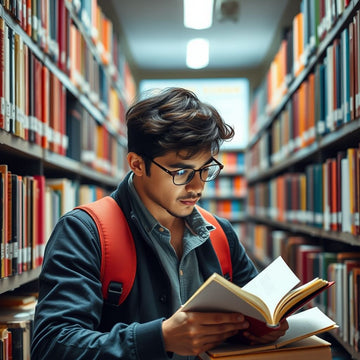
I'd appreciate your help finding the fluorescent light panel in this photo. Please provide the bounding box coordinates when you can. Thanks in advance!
[186,38,209,69]
[183,0,214,30]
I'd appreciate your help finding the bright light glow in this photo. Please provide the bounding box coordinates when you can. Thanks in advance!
[186,38,209,69]
[183,0,214,30]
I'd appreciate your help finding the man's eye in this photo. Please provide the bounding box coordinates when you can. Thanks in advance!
[175,169,188,177]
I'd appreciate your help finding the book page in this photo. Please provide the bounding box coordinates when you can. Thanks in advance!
[243,257,300,318]
[182,277,270,323]
[205,307,336,357]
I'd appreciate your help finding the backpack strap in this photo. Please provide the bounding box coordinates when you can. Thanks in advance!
[76,196,136,306]
[76,197,233,306]
[197,206,233,281]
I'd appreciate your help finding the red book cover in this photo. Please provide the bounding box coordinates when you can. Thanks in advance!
[6,171,12,277]
[0,165,9,278]
[336,151,346,231]
[33,175,45,268]
[41,66,49,149]
[23,43,29,141]
[330,158,338,231]
[26,0,32,37]
[34,57,42,147]
[296,244,322,284]
[60,82,67,156]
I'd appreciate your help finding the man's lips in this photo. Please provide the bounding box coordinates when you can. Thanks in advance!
[179,198,200,205]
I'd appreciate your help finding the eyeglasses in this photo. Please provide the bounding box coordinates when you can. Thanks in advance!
[150,157,224,186]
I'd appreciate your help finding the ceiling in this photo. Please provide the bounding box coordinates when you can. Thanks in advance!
[98,0,301,87]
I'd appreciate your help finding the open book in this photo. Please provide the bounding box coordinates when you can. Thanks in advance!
[199,307,337,358]
[199,334,334,360]
[182,256,334,335]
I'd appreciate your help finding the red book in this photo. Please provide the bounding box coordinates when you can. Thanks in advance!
[330,158,338,231]
[296,244,322,284]
[33,175,46,268]
[26,0,32,37]
[34,57,43,147]
[41,66,49,149]
[23,43,29,141]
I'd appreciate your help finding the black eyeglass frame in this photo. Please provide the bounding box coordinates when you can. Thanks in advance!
[149,157,224,186]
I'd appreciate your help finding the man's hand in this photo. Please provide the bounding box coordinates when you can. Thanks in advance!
[241,319,289,345]
[162,310,250,356]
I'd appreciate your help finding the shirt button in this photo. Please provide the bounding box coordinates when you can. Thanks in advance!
[179,269,183,276]
[158,227,165,232]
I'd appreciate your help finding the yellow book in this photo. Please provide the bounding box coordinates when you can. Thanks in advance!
[199,335,332,360]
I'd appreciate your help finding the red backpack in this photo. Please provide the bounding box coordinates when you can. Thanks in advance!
[77,196,233,306]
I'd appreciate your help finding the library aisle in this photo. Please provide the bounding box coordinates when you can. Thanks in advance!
[1,0,360,359]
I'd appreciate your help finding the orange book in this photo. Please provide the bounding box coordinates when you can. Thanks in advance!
[307,73,316,145]
[293,12,304,77]
[298,82,306,148]
[101,15,111,65]
[277,175,285,222]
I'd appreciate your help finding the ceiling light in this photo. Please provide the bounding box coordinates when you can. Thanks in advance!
[186,38,209,69]
[183,0,214,30]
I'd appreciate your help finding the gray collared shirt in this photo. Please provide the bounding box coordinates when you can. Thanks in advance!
[128,174,215,313]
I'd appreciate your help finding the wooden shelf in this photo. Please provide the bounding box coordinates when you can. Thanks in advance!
[0,268,42,294]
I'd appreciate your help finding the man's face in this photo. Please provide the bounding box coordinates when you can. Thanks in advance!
[135,150,213,221]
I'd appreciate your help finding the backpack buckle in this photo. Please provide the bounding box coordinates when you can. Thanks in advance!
[107,281,123,305]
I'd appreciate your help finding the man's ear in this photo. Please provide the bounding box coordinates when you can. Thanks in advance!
[127,152,146,176]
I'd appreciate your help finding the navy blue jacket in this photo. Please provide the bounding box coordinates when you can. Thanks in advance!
[31,173,258,359]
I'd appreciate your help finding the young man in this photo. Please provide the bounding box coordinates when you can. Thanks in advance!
[31,88,288,359]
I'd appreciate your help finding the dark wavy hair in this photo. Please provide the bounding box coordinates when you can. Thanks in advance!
[126,87,234,171]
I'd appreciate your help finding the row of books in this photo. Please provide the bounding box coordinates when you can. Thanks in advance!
[246,224,360,352]
[247,15,360,176]
[249,0,358,140]
[247,145,360,235]
[67,94,127,177]
[217,151,245,174]
[0,165,108,279]
[0,294,37,360]
[0,0,136,105]
[199,199,245,220]
[0,23,69,153]
[202,175,246,198]
[0,12,128,144]
[66,0,136,103]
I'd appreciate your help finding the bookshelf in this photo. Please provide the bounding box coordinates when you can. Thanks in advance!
[0,1,134,355]
[200,149,247,242]
[246,0,360,359]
